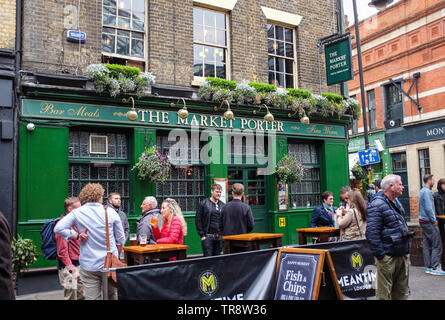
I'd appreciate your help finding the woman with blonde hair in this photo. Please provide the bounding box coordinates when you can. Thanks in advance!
[151,198,187,248]
[336,188,367,240]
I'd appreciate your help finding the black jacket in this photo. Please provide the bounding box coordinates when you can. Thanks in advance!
[433,179,445,215]
[0,211,15,300]
[310,204,335,227]
[221,199,255,236]
[366,194,410,260]
[195,198,225,238]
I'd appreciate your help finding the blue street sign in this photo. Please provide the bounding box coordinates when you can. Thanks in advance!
[67,30,86,43]
[358,148,381,166]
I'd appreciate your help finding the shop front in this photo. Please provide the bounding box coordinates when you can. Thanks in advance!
[18,92,350,269]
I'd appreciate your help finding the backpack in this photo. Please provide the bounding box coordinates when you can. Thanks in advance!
[40,217,62,260]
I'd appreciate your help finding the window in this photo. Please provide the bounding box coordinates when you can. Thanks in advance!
[193,7,228,79]
[418,149,431,186]
[367,89,376,130]
[156,134,206,212]
[287,142,321,208]
[102,0,145,59]
[68,130,130,213]
[392,152,407,170]
[385,82,403,124]
[267,24,296,88]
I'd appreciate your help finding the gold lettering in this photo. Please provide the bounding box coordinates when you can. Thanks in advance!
[200,115,209,127]
[161,112,169,124]
[138,110,148,122]
[149,111,161,123]
[40,103,65,115]
[241,118,248,129]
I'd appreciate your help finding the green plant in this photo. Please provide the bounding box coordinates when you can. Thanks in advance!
[131,146,171,183]
[276,155,306,184]
[103,63,141,80]
[351,161,367,181]
[205,77,237,91]
[248,82,277,93]
[11,236,38,289]
[287,88,312,99]
[322,92,344,104]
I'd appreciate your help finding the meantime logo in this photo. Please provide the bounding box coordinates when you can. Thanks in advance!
[350,252,363,271]
[199,271,219,296]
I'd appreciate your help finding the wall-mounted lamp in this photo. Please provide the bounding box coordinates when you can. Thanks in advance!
[253,104,274,122]
[171,98,189,119]
[368,0,393,10]
[26,122,35,132]
[288,103,310,124]
[214,100,235,120]
[122,97,138,121]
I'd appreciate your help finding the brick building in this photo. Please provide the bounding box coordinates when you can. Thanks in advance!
[347,0,445,219]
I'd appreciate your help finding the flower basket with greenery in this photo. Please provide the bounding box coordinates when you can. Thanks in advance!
[11,236,38,290]
[351,161,367,181]
[131,146,171,183]
[276,155,306,184]
[86,64,155,98]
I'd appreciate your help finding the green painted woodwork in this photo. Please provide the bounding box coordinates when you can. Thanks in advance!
[18,124,69,268]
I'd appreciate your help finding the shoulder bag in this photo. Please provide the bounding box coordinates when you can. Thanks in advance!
[103,205,127,283]
[352,208,363,238]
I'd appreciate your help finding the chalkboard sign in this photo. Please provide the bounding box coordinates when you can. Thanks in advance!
[274,248,343,300]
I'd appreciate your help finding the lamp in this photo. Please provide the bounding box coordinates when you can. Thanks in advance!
[214,100,235,120]
[170,98,189,120]
[287,102,310,124]
[122,97,138,121]
[253,104,274,122]
[368,0,393,10]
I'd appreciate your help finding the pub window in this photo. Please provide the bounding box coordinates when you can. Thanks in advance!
[156,134,206,212]
[102,0,145,63]
[418,149,431,187]
[384,82,403,125]
[193,7,229,81]
[68,130,130,213]
[287,141,321,208]
[367,89,377,130]
[267,24,296,88]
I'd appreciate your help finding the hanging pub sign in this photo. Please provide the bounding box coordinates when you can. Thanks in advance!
[273,248,343,300]
[324,37,353,86]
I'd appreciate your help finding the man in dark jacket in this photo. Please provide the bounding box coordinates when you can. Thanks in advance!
[310,191,335,228]
[137,196,162,244]
[195,184,225,256]
[0,211,15,300]
[108,193,129,243]
[434,178,445,216]
[366,174,410,300]
[221,183,255,252]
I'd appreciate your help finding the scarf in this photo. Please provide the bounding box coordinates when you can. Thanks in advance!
[323,202,334,218]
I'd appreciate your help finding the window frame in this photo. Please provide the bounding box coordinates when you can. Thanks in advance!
[367,89,377,130]
[418,148,431,187]
[192,6,231,85]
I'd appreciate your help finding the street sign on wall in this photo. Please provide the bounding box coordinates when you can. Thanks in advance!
[358,148,380,166]
[325,37,353,85]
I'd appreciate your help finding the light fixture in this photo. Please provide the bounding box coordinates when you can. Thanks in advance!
[123,97,138,121]
[26,122,35,132]
[253,104,274,122]
[171,98,189,120]
[300,113,310,125]
[368,0,393,10]
[214,100,235,120]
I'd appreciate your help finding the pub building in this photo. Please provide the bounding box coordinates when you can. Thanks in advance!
[9,0,352,269]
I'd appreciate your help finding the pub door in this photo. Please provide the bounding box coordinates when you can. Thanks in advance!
[227,167,269,233]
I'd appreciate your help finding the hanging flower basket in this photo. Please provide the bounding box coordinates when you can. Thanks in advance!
[131,146,171,183]
[276,155,306,184]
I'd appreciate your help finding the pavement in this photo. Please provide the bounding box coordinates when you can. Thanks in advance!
[15,265,445,300]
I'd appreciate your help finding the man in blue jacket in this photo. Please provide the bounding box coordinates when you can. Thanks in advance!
[419,174,445,275]
[366,174,411,300]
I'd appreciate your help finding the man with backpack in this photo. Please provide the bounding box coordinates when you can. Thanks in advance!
[53,197,84,300]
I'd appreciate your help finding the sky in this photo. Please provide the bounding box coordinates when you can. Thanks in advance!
[342,0,401,26]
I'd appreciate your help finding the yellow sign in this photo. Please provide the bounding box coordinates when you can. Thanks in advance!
[279,217,286,228]
[199,271,218,296]
[350,252,363,271]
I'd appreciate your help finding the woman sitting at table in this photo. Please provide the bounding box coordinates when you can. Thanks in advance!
[151,198,187,246]
[310,191,335,228]
[335,188,367,240]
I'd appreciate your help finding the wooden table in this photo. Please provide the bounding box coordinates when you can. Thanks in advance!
[296,227,340,245]
[437,216,445,267]
[123,244,189,265]
[222,233,284,254]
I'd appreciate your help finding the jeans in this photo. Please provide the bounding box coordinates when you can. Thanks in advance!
[420,222,443,269]
[201,237,223,257]
[374,255,409,300]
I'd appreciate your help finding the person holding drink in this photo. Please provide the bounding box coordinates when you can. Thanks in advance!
[136,196,162,245]
[335,188,367,240]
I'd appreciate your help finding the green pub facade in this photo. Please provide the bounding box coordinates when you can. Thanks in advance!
[18,88,350,269]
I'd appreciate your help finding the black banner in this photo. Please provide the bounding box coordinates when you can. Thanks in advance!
[117,249,278,300]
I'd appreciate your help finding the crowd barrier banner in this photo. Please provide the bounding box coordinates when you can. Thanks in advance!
[116,240,375,300]
[116,248,278,300]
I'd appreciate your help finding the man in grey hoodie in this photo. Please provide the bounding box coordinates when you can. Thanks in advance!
[419,174,445,275]
[137,196,162,244]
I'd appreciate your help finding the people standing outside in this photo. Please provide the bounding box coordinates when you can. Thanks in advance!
[366,174,411,300]
[434,178,445,216]
[339,186,351,209]
[137,196,162,244]
[336,189,367,240]
[151,198,187,245]
[107,193,129,244]
[54,197,84,300]
[370,179,383,202]
[0,211,14,300]
[196,184,225,257]
[221,183,255,252]
[419,174,445,275]
[54,183,125,300]
[310,191,335,228]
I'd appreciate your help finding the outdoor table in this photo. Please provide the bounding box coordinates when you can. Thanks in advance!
[296,227,340,245]
[437,215,445,267]
[123,243,189,266]
[222,233,284,254]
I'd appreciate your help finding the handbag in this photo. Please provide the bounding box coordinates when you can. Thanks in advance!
[352,208,363,238]
[103,205,127,283]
